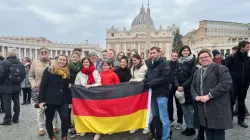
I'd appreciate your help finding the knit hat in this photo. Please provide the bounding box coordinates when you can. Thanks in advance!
[212,50,220,57]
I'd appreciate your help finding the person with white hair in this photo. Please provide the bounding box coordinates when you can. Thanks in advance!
[0,48,26,125]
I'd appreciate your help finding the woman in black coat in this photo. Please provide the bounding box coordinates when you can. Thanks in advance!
[174,45,196,136]
[114,56,131,83]
[39,54,71,140]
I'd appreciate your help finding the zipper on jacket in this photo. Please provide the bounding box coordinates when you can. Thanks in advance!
[242,63,244,84]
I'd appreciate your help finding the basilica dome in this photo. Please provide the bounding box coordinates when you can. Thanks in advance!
[131,5,154,31]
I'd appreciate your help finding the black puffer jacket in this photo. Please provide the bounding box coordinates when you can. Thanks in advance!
[0,56,25,94]
[145,57,171,97]
[225,51,250,83]
[174,56,196,104]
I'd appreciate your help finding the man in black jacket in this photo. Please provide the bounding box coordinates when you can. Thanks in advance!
[0,48,25,125]
[0,52,4,114]
[145,47,171,140]
[225,41,250,128]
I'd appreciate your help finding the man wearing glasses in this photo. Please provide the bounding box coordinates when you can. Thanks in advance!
[29,47,59,136]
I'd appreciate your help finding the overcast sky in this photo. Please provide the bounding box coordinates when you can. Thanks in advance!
[0,0,249,47]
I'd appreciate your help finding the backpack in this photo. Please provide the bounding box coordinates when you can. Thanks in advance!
[8,63,24,84]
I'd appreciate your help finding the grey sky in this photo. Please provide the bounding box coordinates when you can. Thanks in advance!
[0,0,249,48]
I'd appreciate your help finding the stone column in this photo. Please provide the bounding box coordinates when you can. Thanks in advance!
[66,51,68,57]
[50,50,53,58]
[29,48,32,58]
[138,43,141,55]
[35,49,38,60]
[24,48,27,57]
[18,47,21,60]
[56,50,58,57]
[124,43,127,55]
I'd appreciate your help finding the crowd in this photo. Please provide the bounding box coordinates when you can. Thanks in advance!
[0,40,250,140]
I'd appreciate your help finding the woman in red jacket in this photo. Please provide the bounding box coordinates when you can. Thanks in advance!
[100,59,120,85]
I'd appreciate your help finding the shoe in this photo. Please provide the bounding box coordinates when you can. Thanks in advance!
[53,128,59,134]
[68,131,76,138]
[51,136,57,140]
[194,135,205,140]
[80,132,86,136]
[62,136,67,140]
[175,123,182,130]
[181,127,189,135]
[26,101,31,104]
[129,129,137,134]
[238,121,248,128]
[39,130,45,136]
[142,128,150,134]
[94,134,101,140]
[170,121,175,126]
[0,121,11,125]
[21,102,26,105]
[186,128,196,136]
[12,119,19,124]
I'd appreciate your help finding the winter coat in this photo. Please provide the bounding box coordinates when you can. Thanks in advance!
[191,64,233,129]
[21,63,31,88]
[100,69,120,86]
[28,59,51,88]
[74,70,102,87]
[0,56,26,94]
[114,67,131,83]
[130,62,148,82]
[38,68,72,105]
[0,56,4,61]
[145,57,171,97]
[225,50,250,83]
[174,56,196,104]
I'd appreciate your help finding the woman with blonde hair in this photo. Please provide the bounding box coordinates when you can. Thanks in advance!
[39,54,72,140]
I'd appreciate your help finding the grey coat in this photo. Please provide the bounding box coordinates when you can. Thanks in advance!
[191,63,233,129]
[21,63,31,88]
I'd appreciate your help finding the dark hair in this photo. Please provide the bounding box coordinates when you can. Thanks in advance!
[102,49,107,53]
[171,52,178,56]
[132,54,142,64]
[232,46,239,51]
[120,56,128,63]
[118,52,125,57]
[81,57,93,66]
[197,49,212,59]
[102,59,112,66]
[179,45,191,57]
[238,41,250,50]
[39,47,49,52]
[108,49,116,55]
[23,57,31,62]
[150,47,160,52]
[73,48,82,53]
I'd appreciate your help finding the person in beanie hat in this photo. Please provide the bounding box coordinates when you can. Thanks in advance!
[212,50,225,65]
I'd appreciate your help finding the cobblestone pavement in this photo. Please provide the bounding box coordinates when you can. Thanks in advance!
[0,92,250,140]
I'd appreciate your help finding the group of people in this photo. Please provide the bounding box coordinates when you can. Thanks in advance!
[0,40,249,140]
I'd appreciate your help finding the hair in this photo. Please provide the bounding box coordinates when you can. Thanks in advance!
[81,57,93,66]
[171,52,179,56]
[120,56,129,63]
[178,45,192,57]
[8,48,18,56]
[102,49,107,53]
[73,48,82,53]
[48,54,70,79]
[71,51,81,58]
[118,52,125,56]
[23,57,31,62]
[39,47,49,53]
[108,49,116,56]
[238,41,250,50]
[232,46,239,51]
[132,54,143,66]
[197,49,212,58]
[101,59,112,66]
[150,47,160,52]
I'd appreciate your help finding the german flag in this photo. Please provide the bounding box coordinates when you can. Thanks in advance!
[71,82,151,134]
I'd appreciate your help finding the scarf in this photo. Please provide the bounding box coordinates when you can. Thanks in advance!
[57,67,68,79]
[179,54,194,64]
[81,65,96,85]
[69,62,82,73]
[213,58,222,64]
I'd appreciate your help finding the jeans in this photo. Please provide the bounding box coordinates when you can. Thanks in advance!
[181,104,194,128]
[168,88,183,124]
[2,92,20,122]
[45,103,69,138]
[205,128,225,140]
[151,97,170,140]
[232,83,249,121]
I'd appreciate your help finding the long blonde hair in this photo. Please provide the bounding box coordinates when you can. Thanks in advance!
[48,54,70,79]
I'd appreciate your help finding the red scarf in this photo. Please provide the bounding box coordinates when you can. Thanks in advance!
[213,58,222,64]
[81,65,96,85]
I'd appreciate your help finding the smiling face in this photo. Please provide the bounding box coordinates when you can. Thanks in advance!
[102,63,111,71]
[182,48,190,57]
[132,57,140,66]
[120,59,127,69]
[40,49,49,60]
[71,54,80,63]
[198,52,212,66]
[57,56,67,68]
[82,59,90,68]
[107,50,115,59]
[171,53,178,61]
[118,52,125,60]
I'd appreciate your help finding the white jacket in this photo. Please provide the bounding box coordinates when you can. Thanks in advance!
[75,70,102,87]
[130,63,148,82]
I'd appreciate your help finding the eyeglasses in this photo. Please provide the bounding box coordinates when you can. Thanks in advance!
[199,56,210,60]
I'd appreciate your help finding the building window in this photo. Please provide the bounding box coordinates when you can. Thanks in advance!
[220,49,225,56]
[226,49,230,55]
[111,33,114,37]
